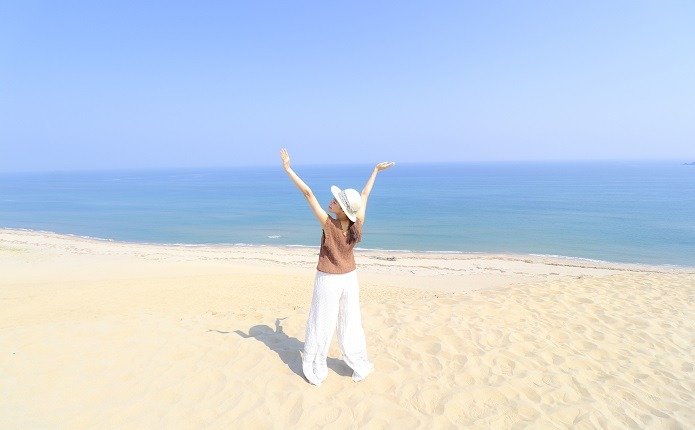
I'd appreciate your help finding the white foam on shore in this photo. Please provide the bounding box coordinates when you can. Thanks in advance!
[529,253,608,264]
[4,228,116,243]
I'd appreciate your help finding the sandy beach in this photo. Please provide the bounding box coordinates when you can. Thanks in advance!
[1,228,694,429]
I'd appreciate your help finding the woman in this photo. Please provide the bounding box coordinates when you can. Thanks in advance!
[280,148,395,386]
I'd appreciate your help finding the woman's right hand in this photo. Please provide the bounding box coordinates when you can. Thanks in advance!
[280,148,291,171]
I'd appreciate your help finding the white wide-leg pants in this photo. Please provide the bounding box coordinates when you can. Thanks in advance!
[302,270,374,386]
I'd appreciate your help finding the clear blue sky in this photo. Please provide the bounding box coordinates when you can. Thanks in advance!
[1,1,694,172]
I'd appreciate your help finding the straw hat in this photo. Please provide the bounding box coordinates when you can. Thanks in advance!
[331,186,361,222]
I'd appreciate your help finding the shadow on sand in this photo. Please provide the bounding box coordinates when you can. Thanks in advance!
[227,318,352,381]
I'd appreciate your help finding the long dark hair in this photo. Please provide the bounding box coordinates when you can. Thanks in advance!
[347,220,362,244]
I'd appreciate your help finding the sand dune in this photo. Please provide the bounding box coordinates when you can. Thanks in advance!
[1,229,694,429]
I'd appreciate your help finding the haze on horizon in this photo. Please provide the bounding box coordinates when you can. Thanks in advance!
[1,1,694,172]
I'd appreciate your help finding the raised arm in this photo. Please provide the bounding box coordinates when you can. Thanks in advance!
[357,161,395,222]
[281,149,328,227]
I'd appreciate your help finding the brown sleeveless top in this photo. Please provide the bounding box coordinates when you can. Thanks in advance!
[316,217,362,274]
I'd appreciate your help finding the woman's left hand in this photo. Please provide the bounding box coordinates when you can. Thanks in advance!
[375,162,395,171]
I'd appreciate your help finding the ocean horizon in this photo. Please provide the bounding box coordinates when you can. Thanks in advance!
[2,161,694,267]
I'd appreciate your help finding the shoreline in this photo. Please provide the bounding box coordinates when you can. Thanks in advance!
[3,227,693,271]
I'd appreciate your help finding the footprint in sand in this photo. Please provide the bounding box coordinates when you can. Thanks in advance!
[411,387,446,415]
[569,339,597,352]
[547,329,571,343]
[483,329,506,347]
[509,340,540,356]
[492,356,516,376]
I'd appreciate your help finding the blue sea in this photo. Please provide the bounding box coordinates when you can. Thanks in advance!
[1,161,694,267]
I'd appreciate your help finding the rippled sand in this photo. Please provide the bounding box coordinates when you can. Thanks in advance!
[2,229,694,429]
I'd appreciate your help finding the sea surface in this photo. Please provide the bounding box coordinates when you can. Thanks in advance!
[1,161,694,267]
